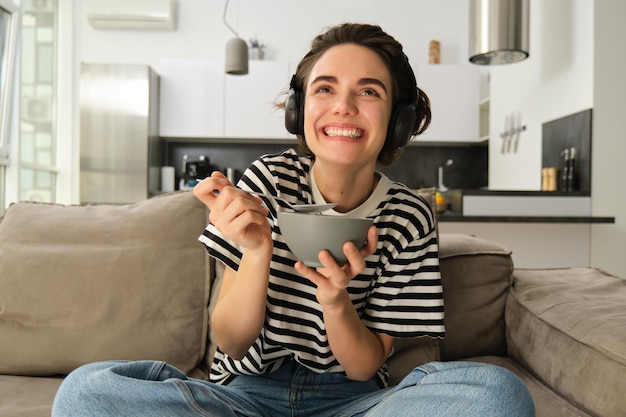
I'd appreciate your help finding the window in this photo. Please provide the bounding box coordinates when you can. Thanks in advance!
[0,0,19,210]
[18,0,58,203]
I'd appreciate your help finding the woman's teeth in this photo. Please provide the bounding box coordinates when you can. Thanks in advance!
[323,127,363,139]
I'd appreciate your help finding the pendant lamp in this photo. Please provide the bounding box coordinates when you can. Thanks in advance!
[223,0,248,75]
[469,0,529,65]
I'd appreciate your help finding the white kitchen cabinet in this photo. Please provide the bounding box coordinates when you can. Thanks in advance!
[224,60,293,139]
[413,65,480,142]
[158,59,225,138]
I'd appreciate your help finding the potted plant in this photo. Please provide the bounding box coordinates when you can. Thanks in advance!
[248,36,265,60]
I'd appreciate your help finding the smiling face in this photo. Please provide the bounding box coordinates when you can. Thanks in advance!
[302,43,394,172]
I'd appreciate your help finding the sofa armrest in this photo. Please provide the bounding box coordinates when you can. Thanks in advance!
[507,267,626,417]
[437,233,513,360]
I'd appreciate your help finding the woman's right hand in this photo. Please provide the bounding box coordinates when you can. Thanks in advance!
[193,171,271,251]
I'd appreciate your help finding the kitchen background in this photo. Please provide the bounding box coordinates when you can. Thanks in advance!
[162,141,488,192]
[3,0,624,275]
[71,0,593,191]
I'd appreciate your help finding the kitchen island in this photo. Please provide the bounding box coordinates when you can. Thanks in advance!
[436,190,614,268]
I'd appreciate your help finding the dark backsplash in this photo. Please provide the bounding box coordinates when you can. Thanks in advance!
[162,139,488,191]
[542,109,592,193]
[377,144,488,190]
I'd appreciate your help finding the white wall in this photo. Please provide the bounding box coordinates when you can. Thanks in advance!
[76,0,471,67]
[488,0,594,190]
[56,0,77,204]
[591,1,626,277]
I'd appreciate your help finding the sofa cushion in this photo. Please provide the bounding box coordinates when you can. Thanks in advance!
[469,356,593,417]
[0,375,62,417]
[0,191,211,378]
[387,337,440,386]
[507,267,626,417]
[437,233,513,360]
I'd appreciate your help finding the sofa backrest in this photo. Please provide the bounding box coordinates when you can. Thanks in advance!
[385,233,513,384]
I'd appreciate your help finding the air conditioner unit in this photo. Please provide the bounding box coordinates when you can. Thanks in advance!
[31,0,53,12]
[86,0,176,31]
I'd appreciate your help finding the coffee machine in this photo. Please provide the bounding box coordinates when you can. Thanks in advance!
[180,154,211,190]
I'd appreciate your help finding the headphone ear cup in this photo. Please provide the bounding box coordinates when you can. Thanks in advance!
[285,88,304,135]
[387,102,418,148]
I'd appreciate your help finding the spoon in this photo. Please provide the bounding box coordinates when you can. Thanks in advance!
[247,191,337,213]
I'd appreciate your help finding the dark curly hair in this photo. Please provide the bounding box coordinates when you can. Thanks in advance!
[283,23,431,165]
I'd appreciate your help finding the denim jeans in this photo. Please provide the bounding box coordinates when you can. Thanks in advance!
[51,359,535,417]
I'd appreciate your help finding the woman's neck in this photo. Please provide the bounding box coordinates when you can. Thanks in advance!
[312,162,380,213]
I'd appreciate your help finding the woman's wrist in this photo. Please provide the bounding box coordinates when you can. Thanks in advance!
[245,234,274,261]
[319,288,352,314]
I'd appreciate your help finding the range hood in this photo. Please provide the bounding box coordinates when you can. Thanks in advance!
[469,0,529,65]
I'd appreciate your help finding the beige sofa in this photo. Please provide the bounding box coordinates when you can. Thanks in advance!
[0,191,624,417]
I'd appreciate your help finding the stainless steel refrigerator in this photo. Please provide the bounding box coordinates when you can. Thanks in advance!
[80,63,160,204]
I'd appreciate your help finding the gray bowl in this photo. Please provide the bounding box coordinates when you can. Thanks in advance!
[278,211,373,267]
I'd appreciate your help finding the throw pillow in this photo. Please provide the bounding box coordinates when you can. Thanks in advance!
[0,191,211,377]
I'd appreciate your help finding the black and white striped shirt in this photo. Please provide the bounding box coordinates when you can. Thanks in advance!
[199,149,444,387]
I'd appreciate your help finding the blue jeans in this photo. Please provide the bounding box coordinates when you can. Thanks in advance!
[51,360,534,417]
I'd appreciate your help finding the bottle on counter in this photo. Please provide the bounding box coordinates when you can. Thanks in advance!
[561,148,570,191]
[548,167,558,191]
[429,40,441,64]
[567,147,578,192]
[542,167,558,192]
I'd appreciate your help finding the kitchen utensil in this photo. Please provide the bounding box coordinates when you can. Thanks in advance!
[247,191,337,213]
[512,112,521,153]
[506,113,515,153]
[501,114,510,154]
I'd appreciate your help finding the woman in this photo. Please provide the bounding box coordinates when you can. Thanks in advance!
[52,23,534,417]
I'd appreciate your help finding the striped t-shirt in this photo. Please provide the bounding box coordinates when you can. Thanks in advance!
[199,148,445,387]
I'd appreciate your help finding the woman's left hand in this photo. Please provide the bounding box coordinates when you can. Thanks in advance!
[295,225,378,306]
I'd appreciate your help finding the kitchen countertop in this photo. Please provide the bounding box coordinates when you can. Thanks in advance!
[438,213,615,223]
[461,189,591,197]
[437,189,614,223]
